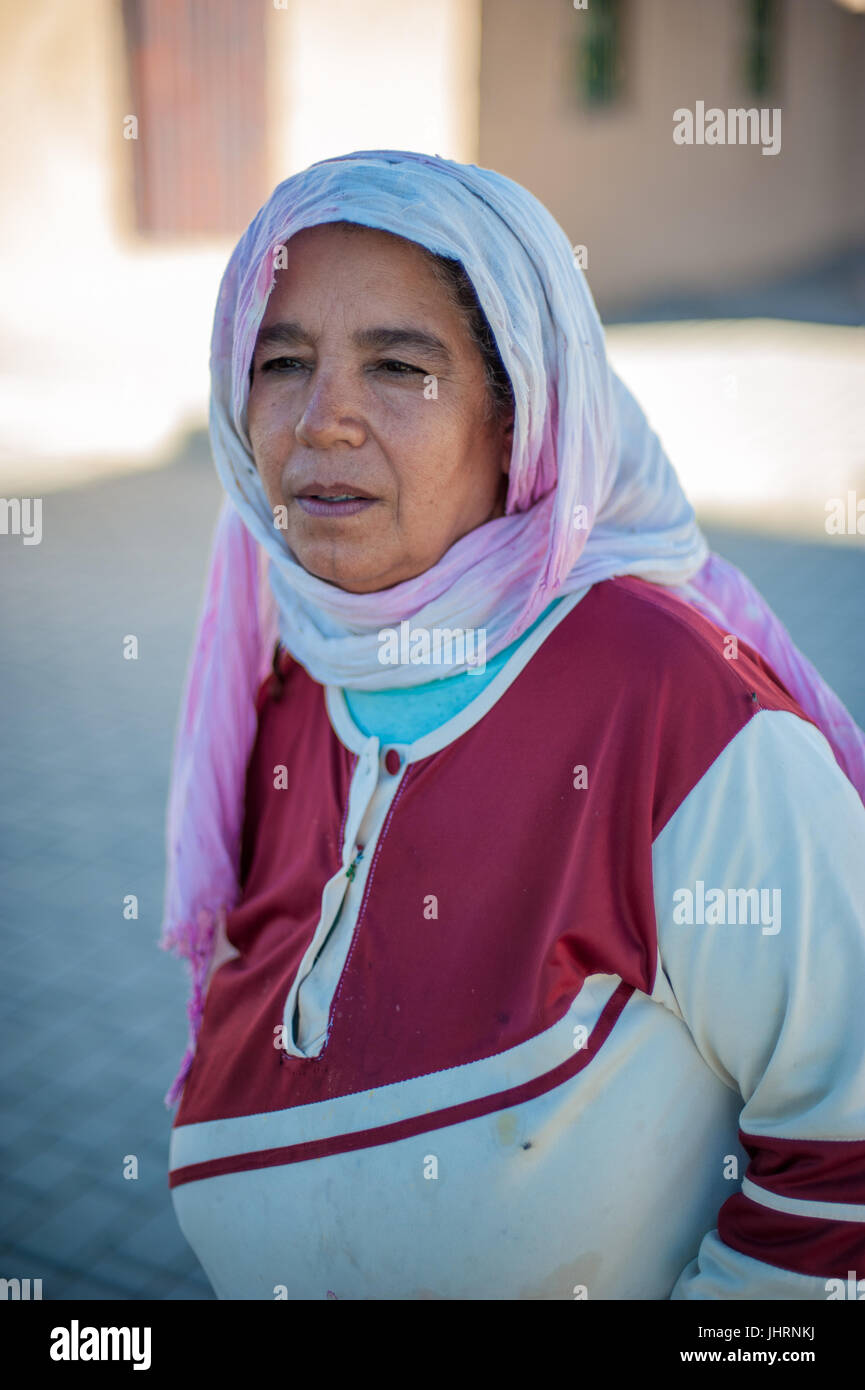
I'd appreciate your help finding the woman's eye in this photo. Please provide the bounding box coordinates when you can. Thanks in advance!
[259,357,422,376]
[260,357,308,373]
[376,359,424,375]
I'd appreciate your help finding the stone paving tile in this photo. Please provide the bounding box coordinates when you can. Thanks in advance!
[0,1067,53,1106]
[0,1181,46,1243]
[162,1275,216,1300]
[22,1189,144,1267]
[0,1246,156,1302]
[83,1247,214,1300]
[52,1275,131,1300]
[6,1147,89,1193]
[134,1267,215,1301]
[84,1250,172,1298]
[114,1208,191,1270]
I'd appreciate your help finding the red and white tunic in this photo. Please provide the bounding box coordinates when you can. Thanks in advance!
[168,577,865,1299]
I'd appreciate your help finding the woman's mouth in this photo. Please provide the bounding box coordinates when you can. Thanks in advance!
[295,485,377,518]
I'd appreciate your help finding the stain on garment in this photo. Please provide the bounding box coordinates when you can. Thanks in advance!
[495,1111,518,1145]
[520,1252,603,1301]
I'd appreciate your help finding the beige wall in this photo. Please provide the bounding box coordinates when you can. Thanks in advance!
[0,0,481,482]
[267,0,480,175]
[0,0,230,478]
[478,0,865,312]
[2,0,859,484]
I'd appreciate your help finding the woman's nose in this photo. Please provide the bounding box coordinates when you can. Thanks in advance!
[295,370,367,450]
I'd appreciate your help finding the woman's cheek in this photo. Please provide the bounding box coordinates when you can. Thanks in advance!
[250,417,291,508]
[394,400,461,489]
[254,448,282,514]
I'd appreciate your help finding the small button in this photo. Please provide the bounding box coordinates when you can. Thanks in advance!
[384,748,402,775]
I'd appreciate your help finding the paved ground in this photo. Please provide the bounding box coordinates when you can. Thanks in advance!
[1,432,863,1300]
[0,433,222,1301]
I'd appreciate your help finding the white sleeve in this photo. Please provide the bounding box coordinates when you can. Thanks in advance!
[650,710,865,1300]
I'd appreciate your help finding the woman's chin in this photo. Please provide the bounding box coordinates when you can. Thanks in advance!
[290,546,393,594]
[291,546,427,595]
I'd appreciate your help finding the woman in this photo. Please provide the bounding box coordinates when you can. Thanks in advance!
[162,149,865,1300]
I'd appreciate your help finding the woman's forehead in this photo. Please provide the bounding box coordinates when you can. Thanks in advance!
[255,222,480,346]
[226,159,541,439]
[266,219,446,285]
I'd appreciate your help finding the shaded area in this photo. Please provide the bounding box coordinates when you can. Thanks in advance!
[602,245,865,327]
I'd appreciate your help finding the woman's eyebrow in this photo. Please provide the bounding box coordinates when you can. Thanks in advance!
[353,326,453,364]
[254,320,453,365]
[254,320,313,352]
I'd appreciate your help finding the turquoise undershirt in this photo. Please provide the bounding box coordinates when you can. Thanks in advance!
[342,599,563,745]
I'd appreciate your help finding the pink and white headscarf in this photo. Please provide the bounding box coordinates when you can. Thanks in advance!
[161,149,865,1105]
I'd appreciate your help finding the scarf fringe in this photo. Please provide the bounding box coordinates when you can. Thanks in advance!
[160,907,218,1109]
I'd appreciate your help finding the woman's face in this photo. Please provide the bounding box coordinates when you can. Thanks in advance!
[247,223,513,593]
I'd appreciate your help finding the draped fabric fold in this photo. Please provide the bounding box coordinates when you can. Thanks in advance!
[160,149,865,1106]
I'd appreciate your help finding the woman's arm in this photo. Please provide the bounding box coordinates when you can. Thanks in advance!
[651,709,865,1299]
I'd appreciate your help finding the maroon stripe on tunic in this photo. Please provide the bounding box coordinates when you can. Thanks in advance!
[169,981,634,1187]
[718,1193,865,1280]
[740,1130,865,1205]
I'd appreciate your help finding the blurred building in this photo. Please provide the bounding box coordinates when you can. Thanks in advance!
[0,0,862,488]
[481,0,865,314]
[0,0,478,480]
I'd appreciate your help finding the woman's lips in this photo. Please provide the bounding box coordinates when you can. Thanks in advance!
[295,495,377,517]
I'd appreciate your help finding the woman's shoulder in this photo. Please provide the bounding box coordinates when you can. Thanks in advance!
[523,576,823,835]
[557,575,808,721]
